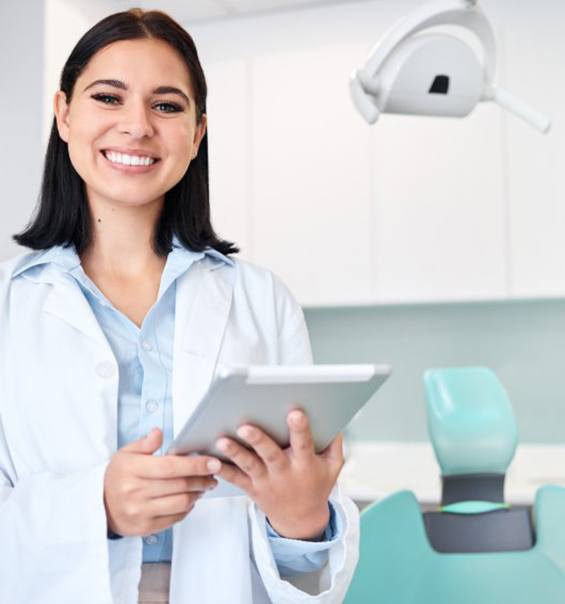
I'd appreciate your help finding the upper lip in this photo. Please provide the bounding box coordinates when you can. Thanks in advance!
[102,147,160,160]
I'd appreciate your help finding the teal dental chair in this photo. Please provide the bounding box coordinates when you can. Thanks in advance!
[345,367,565,604]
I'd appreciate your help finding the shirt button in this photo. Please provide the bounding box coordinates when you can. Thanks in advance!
[145,399,159,413]
[144,534,159,545]
[141,340,153,351]
[95,361,115,379]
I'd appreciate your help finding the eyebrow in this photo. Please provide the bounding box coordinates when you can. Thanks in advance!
[83,79,191,106]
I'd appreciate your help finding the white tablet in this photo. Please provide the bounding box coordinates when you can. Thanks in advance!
[167,364,391,462]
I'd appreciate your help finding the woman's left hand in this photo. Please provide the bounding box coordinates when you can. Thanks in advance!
[216,409,344,540]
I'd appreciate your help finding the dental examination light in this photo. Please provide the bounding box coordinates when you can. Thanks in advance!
[350,0,551,133]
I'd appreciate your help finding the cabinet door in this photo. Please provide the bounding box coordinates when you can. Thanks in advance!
[503,1,565,297]
[370,103,508,303]
[252,46,374,307]
[206,59,253,260]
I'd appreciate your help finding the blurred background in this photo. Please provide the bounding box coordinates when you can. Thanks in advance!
[1,0,564,500]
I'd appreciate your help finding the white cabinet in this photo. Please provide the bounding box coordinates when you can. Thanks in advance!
[502,1,565,298]
[200,0,563,307]
[250,45,508,306]
[251,46,375,307]
[371,105,508,303]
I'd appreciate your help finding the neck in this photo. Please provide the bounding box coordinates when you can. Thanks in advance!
[80,194,167,280]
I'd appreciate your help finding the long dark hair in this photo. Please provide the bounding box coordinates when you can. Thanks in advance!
[13,8,238,258]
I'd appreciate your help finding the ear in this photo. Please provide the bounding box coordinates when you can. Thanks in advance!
[192,113,207,158]
[53,90,71,143]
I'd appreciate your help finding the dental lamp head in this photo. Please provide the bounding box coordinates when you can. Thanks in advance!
[350,0,551,133]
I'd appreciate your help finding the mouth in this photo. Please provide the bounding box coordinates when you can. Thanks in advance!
[100,150,161,173]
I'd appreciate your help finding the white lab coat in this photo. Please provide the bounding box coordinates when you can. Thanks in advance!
[0,249,359,604]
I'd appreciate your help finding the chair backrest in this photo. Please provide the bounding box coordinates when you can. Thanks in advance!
[344,486,565,604]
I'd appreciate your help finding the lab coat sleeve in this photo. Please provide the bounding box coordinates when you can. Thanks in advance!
[0,410,114,604]
[248,275,360,601]
[249,485,360,603]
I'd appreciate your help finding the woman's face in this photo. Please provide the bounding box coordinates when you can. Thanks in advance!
[54,38,206,211]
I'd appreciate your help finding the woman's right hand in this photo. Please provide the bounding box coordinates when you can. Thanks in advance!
[103,427,221,537]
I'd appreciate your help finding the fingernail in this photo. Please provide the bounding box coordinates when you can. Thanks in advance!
[290,411,302,425]
[237,426,251,439]
[216,439,229,452]
[207,459,221,473]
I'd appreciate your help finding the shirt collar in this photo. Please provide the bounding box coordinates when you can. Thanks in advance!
[12,245,80,279]
[12,233,234,280]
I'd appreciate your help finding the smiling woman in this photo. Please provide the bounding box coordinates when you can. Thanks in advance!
[0,7,359,604]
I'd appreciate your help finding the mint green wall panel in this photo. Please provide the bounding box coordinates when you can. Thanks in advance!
[305,300,565,443]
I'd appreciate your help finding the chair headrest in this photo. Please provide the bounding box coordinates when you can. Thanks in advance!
[424,367,518,476]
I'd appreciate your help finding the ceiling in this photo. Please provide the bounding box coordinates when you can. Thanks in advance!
[97,0,372,24]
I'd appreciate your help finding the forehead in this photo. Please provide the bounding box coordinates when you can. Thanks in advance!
[79,38,193,93]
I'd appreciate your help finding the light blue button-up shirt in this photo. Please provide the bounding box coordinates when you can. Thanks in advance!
[17,235,340,575]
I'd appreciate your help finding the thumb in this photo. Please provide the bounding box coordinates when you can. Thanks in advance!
[122,427,163,455]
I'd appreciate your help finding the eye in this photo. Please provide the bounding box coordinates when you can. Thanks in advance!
[154,102,183,113]
[91,93,120,105]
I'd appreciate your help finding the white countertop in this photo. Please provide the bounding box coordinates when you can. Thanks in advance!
[340,441,565,505]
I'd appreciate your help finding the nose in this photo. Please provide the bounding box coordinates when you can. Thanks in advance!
[119,99,154,139]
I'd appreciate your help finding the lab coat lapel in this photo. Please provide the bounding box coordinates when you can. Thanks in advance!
[172,259,234,438]
[41,267,111,349]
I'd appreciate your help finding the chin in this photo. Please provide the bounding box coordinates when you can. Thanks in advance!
[94,189,166,207]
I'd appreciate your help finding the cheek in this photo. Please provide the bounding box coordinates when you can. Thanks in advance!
[172,124,195,156]
[66,117,106,168]
[167,126,197,172]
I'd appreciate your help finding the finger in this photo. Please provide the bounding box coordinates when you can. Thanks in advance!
[217,462,253,492]
[287,410,315,460]
[236,425,288,473]
[216,437,267,480]
[148,491,203,518]
[122,427,163,455]
[146,476,218,498]
[135,454,222,480]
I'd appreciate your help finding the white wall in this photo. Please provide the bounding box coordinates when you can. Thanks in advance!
[0,0,44,260]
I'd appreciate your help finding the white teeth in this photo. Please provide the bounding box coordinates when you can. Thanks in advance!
[103,151,156,166]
